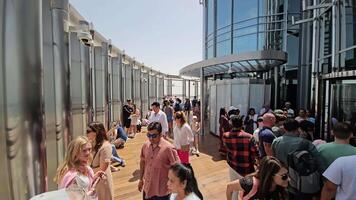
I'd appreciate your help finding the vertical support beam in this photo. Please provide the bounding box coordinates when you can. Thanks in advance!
[311,0,320,113]
[331,0,338,70]
[182,79,186,99]
[195,81,199,97]
[188,80,191,99]
[200,68,206,135]
[1,0,46,198]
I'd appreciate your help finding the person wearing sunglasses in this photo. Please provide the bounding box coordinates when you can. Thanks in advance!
[138,122,180,200]
[226,156,289,200]
[173,111,194,164]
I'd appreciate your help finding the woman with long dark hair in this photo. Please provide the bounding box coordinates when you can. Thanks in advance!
[87,122,113,200]
[167,163,203,200]
[226,156,289,200]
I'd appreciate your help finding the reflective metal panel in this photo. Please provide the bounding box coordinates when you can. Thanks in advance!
[209,85,217,135]
[42,0,57,191]
[52,0,70,167]
[1,0,46,199]
[111,57,122,122]
[94,47,105,124]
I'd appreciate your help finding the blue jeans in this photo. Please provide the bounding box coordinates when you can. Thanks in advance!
[111,144,124,165]
[117,126,128,141]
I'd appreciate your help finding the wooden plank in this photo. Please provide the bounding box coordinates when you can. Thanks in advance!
[113,128,229,200]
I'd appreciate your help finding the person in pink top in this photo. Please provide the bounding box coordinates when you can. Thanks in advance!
[54,136,105,199]
[138,122,180,200]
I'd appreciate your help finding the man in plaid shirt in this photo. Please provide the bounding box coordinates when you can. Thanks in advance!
[223,115,259,199]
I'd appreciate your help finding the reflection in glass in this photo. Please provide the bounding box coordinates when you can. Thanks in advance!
[234,0,258,22]
[233,34,257,53]
[330,80,356,136]
[217,40,231,57]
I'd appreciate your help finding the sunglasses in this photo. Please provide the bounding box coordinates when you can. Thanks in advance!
[276,173,289,181]
[147,133,159,139]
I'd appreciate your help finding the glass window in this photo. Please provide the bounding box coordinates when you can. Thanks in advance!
[234,0,258,22]
[286,34,300,66]
[345,1,356,48]
[233,26,257,37]
[288,0,301,13]
[217,31,231,43]
[207,0,215,35]
[217,0,232,29]
[207,46,214,59]
[233,34,257,53]
[217,40,231,57]
[329,80,356,135]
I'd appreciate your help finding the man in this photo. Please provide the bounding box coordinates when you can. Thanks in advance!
[321,155,356,200]
[317,122,356,172]
[138,122,180,200]
[272,118,320,199]
[122,99,133,134]
[223,115,258,200]
[295,108,308,122]
[192,96,198,108]
[258,113,276,158]
[272,118,319,166]
[184,98,191,118]
[148,102,169,138]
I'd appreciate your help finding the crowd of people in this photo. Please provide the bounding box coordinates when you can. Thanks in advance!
[32,96,203,200]
[220,102,356,200]
[33,98,356,200]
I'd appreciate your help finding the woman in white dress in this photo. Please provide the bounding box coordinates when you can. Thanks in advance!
[167,163,203,200]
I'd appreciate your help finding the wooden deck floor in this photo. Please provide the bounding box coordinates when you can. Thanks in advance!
[113,128,229,200]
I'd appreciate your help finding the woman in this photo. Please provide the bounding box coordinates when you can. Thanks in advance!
[226,156,289,200]
[164,100,174,137]
[173,111,194,164]
[244,108,258,134]
[87,122,114,200]
[219,107,230,156]
[107,122,125,171]
[168,163,203,200]
[54,136,105,199]
[130,104,140,138]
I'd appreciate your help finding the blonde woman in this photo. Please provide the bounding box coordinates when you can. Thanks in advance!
[54,136,105,198]
[173,111,194,164]
[87,122,114,200]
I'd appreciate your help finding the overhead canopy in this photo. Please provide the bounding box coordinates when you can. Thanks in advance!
[179,50,287,77]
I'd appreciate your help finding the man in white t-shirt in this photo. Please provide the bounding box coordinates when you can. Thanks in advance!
[148,101,169,138]
[321,155,356,200]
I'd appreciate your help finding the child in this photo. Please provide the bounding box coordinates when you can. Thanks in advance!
[191,116,200,156]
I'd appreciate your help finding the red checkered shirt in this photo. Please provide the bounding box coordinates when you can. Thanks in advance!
[222,130,258,176]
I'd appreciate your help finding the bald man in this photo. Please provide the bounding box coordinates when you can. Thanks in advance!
[258,113,276,158]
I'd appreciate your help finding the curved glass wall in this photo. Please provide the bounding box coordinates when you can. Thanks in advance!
[204,0,286,59]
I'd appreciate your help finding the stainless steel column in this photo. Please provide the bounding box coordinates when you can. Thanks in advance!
[1,0,46,199]
[200,68,205,135]
[188,80,191,99]
[182,79,186,99]
[51,0,70,166]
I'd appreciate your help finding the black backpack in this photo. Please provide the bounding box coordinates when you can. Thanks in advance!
[287,140,320,194]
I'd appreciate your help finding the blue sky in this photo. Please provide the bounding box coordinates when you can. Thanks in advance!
[70,0,203,75]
